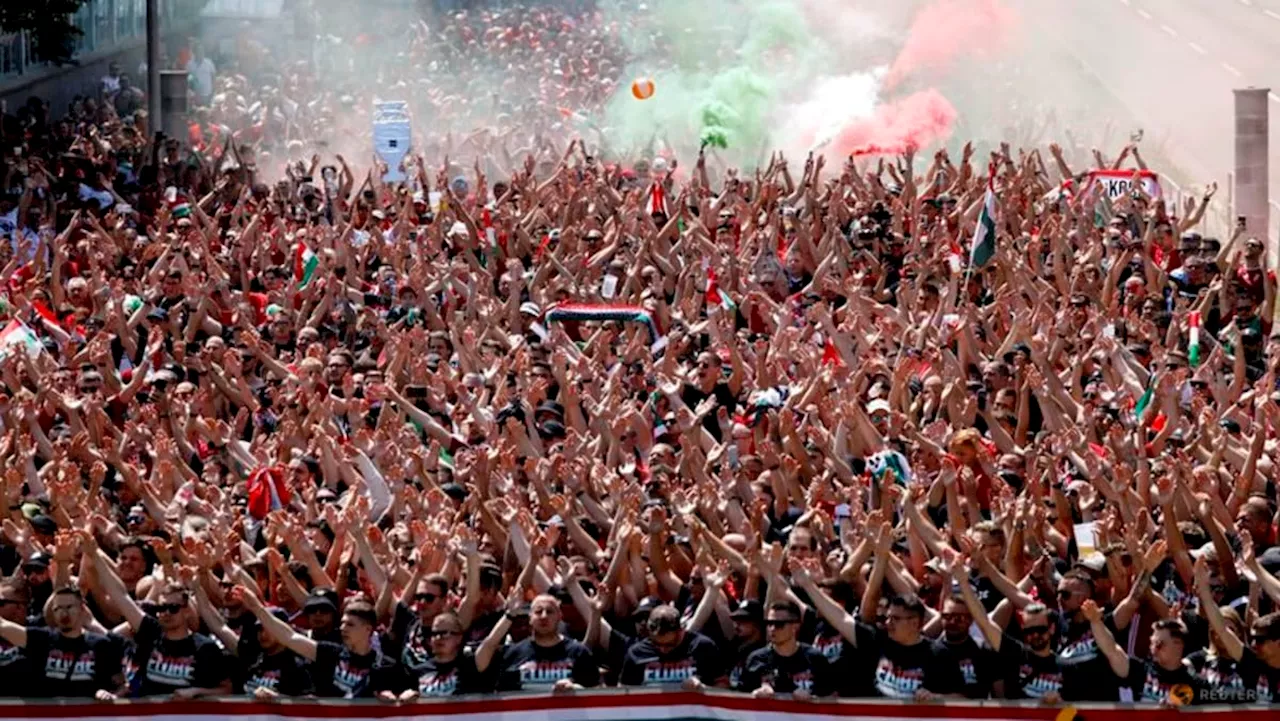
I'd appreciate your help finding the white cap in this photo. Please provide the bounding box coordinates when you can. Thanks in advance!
[866,399,892,417]
[652,157,669,173]
[448,221,468,237]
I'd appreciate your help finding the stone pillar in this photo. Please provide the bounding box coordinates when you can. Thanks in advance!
[1233,88,1270,256]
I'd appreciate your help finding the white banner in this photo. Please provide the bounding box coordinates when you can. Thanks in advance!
[372,101,412,183]
[1084,169,1162,201]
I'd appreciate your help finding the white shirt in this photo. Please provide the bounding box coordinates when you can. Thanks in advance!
[186,57,216,98]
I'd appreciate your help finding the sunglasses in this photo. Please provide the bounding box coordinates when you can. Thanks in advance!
[428,630,461,639]
[414,593,440,604]
[0,599,21,608]
[156,603,184,615]
[1023,625,1051,635]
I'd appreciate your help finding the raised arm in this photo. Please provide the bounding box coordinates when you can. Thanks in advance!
[950,557,1003,652]
[237,586,318,661]
[88,537,146,632]
[1081,599,1129,677]
[791,563,859,647]
[1193,557,1244,661]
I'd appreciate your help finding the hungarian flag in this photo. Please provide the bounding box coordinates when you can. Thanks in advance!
[705,267,735,312]
[246,465,291,520]
[1188,310,1202,367]
[0,320,42,360]
[970,163,997,268]
[294,242,318,287]
[481,205,501,254]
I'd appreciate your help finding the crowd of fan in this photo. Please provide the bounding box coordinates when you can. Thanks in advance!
[0,1,1277,707]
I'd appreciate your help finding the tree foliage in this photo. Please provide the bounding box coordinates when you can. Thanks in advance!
[0,0,91,65]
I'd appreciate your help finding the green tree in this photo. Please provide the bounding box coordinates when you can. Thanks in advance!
[0,0,90,65]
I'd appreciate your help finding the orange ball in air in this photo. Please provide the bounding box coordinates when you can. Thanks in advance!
[631,77,655,100]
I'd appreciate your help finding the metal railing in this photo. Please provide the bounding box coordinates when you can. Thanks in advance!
[0,0,186,82]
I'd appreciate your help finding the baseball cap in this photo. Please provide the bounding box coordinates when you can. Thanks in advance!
[22,551,51,571]
[866,399,892,417]
[730,599,763,623]
[303,590,338,614]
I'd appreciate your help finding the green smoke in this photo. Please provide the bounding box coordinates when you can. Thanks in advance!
[597,0,831,162]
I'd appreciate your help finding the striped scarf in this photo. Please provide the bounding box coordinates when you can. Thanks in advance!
[545,303,664,351]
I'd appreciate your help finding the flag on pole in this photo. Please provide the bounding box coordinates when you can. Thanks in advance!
[294,242,318,287]
[705,267,735,312]
[1188,310,1202,367]
[970,163,997,268]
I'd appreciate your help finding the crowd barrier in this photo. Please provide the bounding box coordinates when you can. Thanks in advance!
[0,690,1269,721]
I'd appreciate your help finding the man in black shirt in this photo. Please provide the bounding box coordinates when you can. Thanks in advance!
[791,532,960,700]
[90,542,230,698]
[384,610,485,699]
[240,587,399,698]
[620,604,725,688]
[490,594,598,692]
[952,564,1065,702]
[237,609,313,698]
[1053,569,1120,701]
[934,595,996,699]
[740,600,833,698]
[0,582,29,697]
[727,599,766,691]
[678,350,743,442]
[0,587,123,699]
[383,573,450,675]
[1086,601,1204,704]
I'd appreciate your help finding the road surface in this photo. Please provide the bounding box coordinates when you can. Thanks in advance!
[1017,0,1279,237]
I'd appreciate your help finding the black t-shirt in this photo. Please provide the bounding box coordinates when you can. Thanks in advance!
[409,650,484,697]
[242,648,312,697]
[620,632,724,686]
[855,622,961,698]
[464,609,503,649]
[936,635,995,699]
[1054,614,1119,702]
[24,628,124,698]
[729,639,766,691]
[1119,657,1202,705]
[681,381,737,442]
[496,637,599,691]
[1238,647,1280,704]
[1187,649,1247,702]
[0,637,29,697]
[739,644,834,696]
[998,636,1064,700]
[386,602,432,674]
[311,640,399,699]
[128,615,228,697]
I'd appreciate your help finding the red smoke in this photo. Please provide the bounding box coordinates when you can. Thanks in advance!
[829,88,957,158]
[884,0,1017,90]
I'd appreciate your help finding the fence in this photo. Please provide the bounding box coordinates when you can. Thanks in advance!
[0,692,1272,721]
